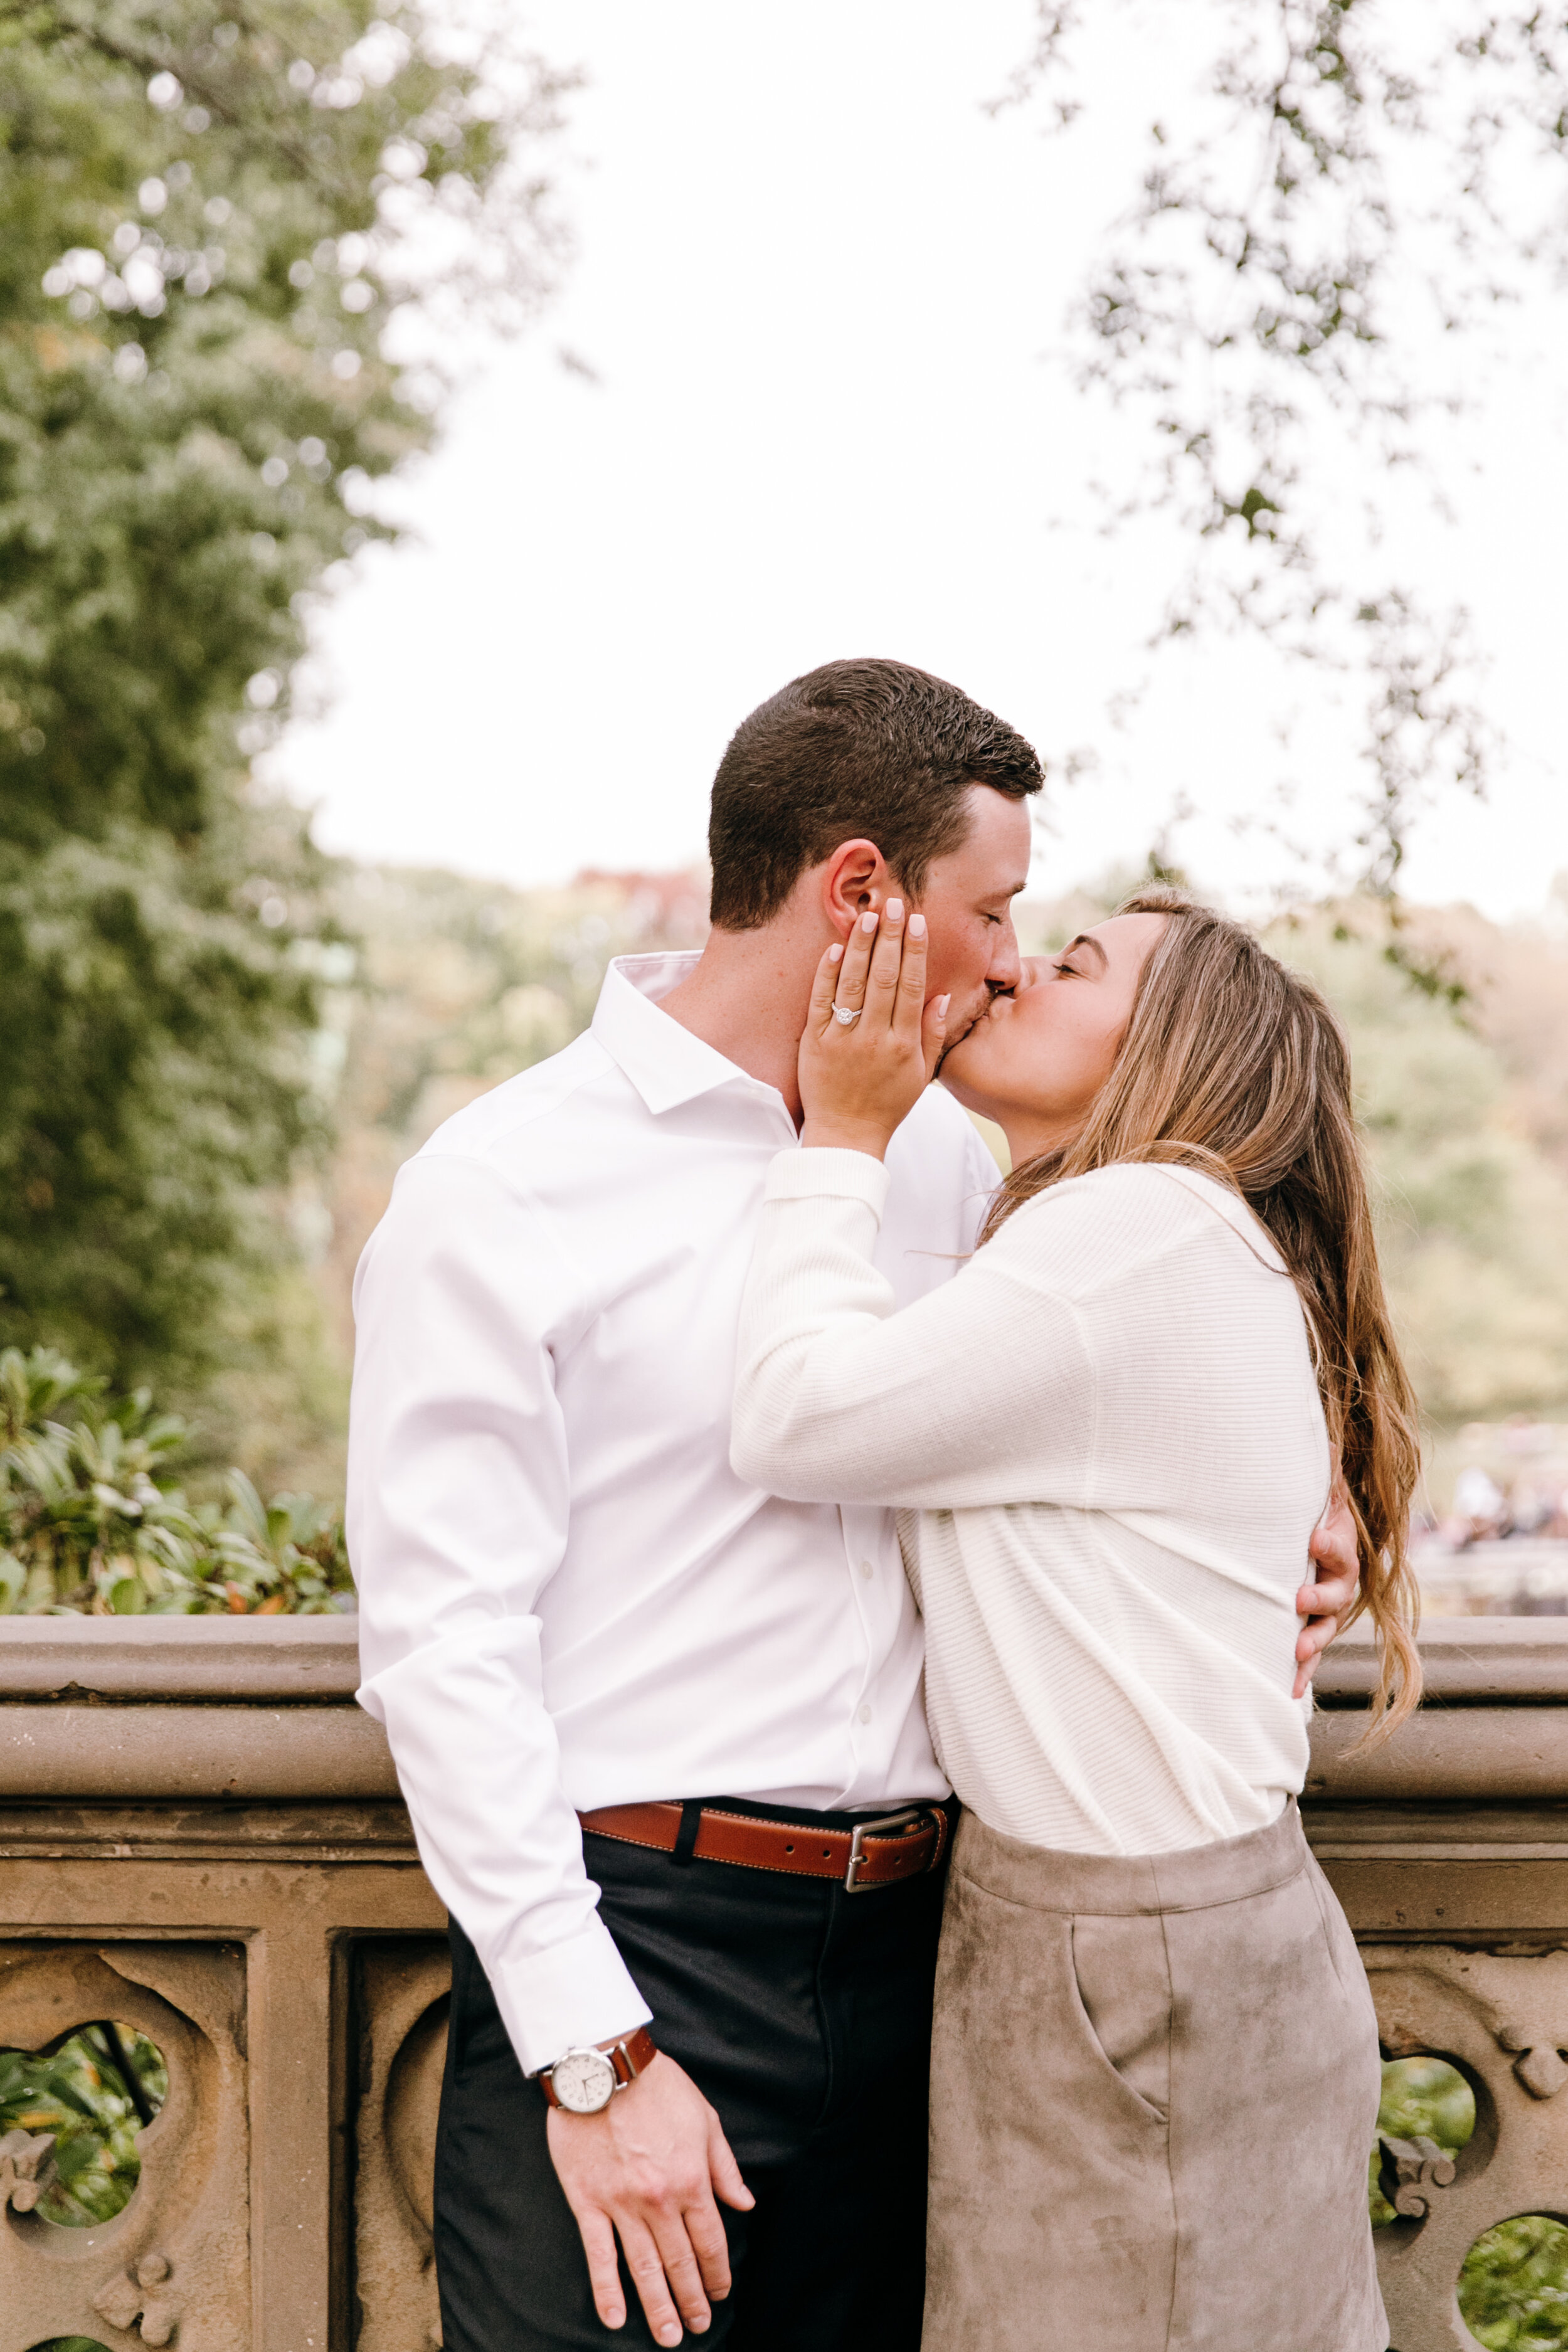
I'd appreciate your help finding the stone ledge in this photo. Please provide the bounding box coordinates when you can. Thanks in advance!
[0,1614,362,1701]
[0,1702,398,1799]
[1310,1705,1568,1802]
[1312,1616,1568,1705]
[0,1799,418,1860]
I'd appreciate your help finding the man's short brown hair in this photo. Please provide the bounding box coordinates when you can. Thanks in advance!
[707,658,1042,931]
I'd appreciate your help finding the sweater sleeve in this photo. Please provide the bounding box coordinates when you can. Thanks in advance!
[731,1147,1096,1508]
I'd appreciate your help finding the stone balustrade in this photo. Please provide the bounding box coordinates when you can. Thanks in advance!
[4,1613,1568,2349]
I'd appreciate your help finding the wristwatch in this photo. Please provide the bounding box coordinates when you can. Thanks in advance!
[538,2026,660,2114]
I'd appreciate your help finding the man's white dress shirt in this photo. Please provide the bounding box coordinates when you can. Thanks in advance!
[348,952,997,2075]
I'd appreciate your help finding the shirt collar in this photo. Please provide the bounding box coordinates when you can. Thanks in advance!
[592,953,780,1117]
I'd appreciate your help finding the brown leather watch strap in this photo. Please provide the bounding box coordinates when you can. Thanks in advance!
[612,2025,659,2084]
[579,1799,949,1891]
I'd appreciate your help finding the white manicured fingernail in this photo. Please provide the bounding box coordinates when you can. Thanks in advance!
[829,942,843,963]
[909,913,926,938]
[936,995,950,1019]
[887,898,903,921]
[861,911,877,933]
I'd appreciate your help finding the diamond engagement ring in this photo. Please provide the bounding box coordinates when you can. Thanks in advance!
[832,1005,862,1026]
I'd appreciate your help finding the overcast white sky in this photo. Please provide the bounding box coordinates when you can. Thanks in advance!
[272,0,1568,922]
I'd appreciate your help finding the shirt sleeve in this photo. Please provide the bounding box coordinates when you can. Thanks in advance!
[347,1152,651,2075]
[731,1147,1098,1509]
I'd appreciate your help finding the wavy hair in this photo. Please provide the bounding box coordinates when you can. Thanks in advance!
[980,887,1422,1743]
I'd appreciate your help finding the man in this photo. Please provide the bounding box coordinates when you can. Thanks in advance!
[348,659,1355,2351]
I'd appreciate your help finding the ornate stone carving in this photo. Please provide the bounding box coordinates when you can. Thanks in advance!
[1377,2131,1458,2217]
[0,2123,58,2212]
[1500,2036,1568,2099]
[1361,1944,1568,2352]
[95,2249,181,2344]
[355,1941,452,2352]
[0,1942,247,2352]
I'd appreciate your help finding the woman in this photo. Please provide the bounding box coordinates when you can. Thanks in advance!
[730,887,1419,2352]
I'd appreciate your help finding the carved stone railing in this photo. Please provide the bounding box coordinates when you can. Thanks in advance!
[1312,1617,1568,2351]
[4,1614,1568,2350]
[0,1618,440,2352]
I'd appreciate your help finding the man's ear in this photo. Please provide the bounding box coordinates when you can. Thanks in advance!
[820,838,893,940]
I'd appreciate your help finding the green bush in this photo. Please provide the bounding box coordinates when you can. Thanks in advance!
[0,1342,351,1613]
[1460,2217,1568,2351]
[0,2021,166,2227]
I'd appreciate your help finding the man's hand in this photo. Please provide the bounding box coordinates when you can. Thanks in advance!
[547,2051,754,2344]
[1295,1460,1360,1699]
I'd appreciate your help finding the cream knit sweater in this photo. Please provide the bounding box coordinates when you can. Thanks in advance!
[733,1150,1328,1857]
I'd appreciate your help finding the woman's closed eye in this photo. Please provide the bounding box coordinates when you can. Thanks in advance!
[1051,933,1108,982]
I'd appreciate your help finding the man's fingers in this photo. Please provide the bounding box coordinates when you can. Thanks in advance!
[682,2187,734,2300]
[1299,1569,1357,1615]
[571,2205,628,2333]
[1297,1615,1337,1665]
[1293,1612,1338,1698]
[616,2215,689,2348]
[627,2203,712,2340]
[647,2205,717,2334]
[1293,1565,1357,1695]
[707,2109,755,2212]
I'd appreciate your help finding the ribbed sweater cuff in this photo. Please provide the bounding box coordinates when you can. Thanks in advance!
[765,1147,891,1219]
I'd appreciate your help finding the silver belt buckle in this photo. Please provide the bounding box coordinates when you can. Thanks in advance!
[844,1804,930,1894]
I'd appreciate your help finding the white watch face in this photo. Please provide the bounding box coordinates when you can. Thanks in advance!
[551,2048,618,2114]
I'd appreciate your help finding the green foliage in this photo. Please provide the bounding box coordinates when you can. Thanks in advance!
[1460,2218,1568,2351]
[0,1341,352,1611]
[0,2019,166,2227]
[0,3,568,1394]
[1369,2054,1476,2226]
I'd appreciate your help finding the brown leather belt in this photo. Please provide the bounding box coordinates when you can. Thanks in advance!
[579,1799,950,1894]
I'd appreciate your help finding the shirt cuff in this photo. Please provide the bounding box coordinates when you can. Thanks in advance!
[487,1917,654,2077]
[766,1146,891,1219]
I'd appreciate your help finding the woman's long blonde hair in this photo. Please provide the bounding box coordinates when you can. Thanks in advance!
[980,887,1422,1742]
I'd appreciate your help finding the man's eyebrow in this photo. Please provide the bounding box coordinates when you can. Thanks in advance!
[1062,933,1110,970]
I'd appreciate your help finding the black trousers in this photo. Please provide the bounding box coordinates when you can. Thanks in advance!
[433,1796,954,2351]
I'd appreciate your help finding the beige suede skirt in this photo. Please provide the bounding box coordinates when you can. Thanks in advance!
[924,1802,1387,2352]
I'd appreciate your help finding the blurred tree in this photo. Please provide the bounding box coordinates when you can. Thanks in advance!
[1004,3,1568,903]
[1269,908,1568,1423]
[0,2,573,1392]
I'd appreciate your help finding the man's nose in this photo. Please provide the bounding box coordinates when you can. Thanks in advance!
[986,922,1023,994]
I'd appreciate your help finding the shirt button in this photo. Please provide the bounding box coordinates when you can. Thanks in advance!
[858,1703,872,1724]
[859,1560,874,1579]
